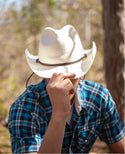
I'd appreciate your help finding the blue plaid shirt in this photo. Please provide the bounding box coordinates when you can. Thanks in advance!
[8,79,125,153]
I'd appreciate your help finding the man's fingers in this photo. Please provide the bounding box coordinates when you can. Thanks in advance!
[49,73,58,83]
[64,83,75,95]
[62,79,74,94]
[61,78,71,87]
[53,72,76,79]
[55,73,76,81]
[62,73,76,79]
[49,73,76,84]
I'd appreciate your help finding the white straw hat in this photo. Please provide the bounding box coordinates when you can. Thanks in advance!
[25,25,96,78]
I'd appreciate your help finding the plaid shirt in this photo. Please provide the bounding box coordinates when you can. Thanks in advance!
[8,79,125,153]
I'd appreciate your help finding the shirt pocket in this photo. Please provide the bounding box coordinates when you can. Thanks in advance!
[77,128,98,152]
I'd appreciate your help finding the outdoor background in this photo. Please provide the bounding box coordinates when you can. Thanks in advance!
[0,0,124,153]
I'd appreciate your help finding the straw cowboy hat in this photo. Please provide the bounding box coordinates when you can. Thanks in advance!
[25,25,96,78]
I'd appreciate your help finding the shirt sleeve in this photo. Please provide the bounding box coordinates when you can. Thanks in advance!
[8,103,45,153]
[99,91,125,144]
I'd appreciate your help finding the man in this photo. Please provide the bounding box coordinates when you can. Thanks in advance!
[8,25,125,153]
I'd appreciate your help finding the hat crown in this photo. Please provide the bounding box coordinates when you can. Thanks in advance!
[38,25,83,64]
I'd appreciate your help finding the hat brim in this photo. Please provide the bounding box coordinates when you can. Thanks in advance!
[25,42,96,78]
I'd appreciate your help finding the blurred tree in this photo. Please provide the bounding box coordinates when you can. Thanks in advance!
[21,0,42,52]
[11,0,43,53]
[10,0,59,54]
[102,0,125,123]
[61,0,102,50]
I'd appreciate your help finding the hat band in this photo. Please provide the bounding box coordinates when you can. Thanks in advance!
[36,54,87,66]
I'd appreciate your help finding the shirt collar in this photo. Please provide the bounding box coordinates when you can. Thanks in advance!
[76,79,88,111]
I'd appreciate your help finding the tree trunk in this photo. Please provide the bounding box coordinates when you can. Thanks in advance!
[102,0,125,124]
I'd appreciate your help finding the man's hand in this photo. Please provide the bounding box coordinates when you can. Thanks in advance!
[46,73,76,120]
[38,73,76,153]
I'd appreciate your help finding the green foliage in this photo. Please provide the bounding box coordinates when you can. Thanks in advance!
[11,9,21,40]
[48,0,57,7]
[3,77,17,91]
[10,0,59,52]
[21,1,42,34]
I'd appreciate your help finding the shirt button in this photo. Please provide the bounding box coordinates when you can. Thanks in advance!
[85,139,87,143]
